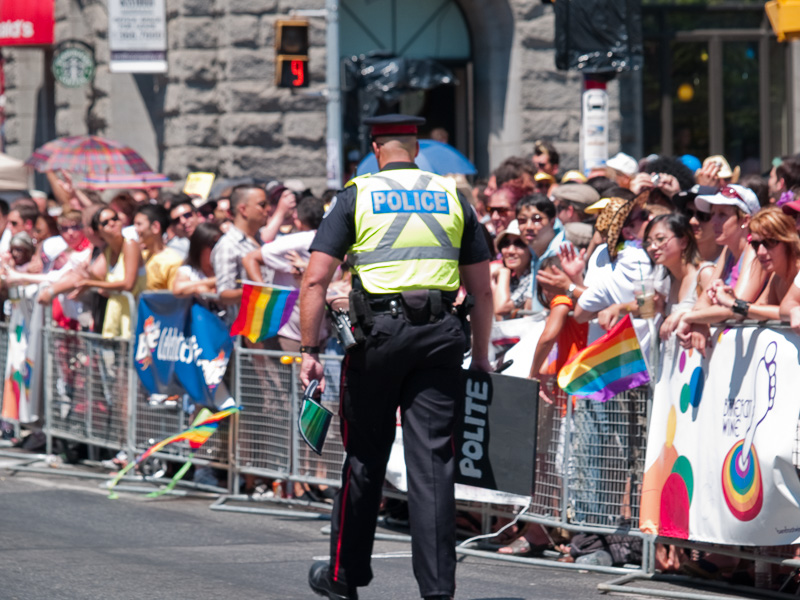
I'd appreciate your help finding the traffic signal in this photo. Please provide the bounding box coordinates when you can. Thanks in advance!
[765,0,800,42]
[275,20,309,88]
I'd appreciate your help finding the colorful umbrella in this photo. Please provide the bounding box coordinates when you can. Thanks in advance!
[77,171,172,190]
[26,135,153,176]
[356,139,477,177]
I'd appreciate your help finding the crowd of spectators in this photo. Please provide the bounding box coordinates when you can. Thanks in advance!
[471,142,800,580]
[0,177,326,343]
[4,140,800,584]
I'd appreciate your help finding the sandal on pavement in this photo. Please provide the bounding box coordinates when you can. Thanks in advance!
[497,536,547,556]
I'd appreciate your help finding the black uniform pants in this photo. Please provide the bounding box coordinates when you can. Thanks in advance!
[329,310,465,598]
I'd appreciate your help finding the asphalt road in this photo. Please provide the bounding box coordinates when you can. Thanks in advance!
[0,455,642,600]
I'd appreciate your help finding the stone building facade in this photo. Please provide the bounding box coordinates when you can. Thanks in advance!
[2,0,629,194]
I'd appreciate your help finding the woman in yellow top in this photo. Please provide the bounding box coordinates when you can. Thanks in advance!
[75,206,146,337]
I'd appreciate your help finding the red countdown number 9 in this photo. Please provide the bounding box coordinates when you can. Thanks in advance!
[291,60,305,87]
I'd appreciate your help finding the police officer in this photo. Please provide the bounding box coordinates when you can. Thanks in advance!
[299,114,492,600]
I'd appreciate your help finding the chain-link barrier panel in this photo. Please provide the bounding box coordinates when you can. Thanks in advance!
[293,357,346,486]
[526,384,649,531]
[529,386,568,522]
[235,347,345,488]
[133,385,231,466]
[46,328,129,451]
[566,387,648,529]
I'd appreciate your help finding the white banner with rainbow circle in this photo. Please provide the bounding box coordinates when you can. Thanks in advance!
[641,326,800,545]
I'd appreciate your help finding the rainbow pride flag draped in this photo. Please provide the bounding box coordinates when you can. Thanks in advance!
[107,406,240,498]
[557,314,650,402]
[230,282,299,343]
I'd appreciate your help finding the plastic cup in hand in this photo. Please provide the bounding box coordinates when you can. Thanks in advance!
[635,278,656,319]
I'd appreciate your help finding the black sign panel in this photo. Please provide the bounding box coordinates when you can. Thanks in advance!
[454,371,538,497]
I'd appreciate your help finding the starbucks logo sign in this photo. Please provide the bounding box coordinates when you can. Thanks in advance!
[52,40,95,88]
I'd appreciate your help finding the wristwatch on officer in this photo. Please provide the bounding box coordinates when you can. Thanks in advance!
[566,283,577,301]
[732,299,750,317]
[299,345,321,354]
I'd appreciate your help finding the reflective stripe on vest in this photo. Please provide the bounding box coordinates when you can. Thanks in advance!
[347,169,464,294]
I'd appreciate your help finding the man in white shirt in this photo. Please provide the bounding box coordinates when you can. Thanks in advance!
[241,196,325,352]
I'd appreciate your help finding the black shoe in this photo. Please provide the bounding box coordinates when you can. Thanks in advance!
[423,596,453,600]
[308,561,358,600]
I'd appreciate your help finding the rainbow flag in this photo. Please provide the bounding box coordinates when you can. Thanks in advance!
[557,314,649,402]
[230,282,299,343]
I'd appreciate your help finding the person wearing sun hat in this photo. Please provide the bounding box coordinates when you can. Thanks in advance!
[693,183,760,217]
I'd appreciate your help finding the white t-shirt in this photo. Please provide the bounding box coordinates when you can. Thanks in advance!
[794,270,800,288]
[578,245,668,367]
[259,230,318,341]
[0,228,10,254]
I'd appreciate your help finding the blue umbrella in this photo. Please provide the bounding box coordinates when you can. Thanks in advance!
[356,139,477,177]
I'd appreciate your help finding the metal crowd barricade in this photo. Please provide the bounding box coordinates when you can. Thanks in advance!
[43,292,138,459]
[232,343,345,494]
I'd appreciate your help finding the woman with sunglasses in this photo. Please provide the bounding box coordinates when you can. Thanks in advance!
[642,214,714,339]
[681,197,721,263]
[492,220,532,319]
[709,207,800,322]
[675,185,767,353]
[74,206,146,337]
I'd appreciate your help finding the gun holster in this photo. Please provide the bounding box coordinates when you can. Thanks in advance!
[399,289,443,325]
[455,293,475,352]
[348,289,373,345]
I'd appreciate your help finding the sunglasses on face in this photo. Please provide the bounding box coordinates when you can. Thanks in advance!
[170,211,195,226]
[61,224,83,232]
[719,186,743,201]
[684,209,711,223]
[488,206,511,216]
[517,214,545,226]
[498,238,528,250]
[100,215,119,228]
[749,237,780,251]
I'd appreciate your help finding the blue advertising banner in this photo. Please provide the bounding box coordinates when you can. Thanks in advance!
[134,293,232,407]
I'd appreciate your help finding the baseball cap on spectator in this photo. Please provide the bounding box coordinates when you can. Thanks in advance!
[672,184,718,212]
[561,170,587,183]
[780,197,800,217]
[534,172,555,188]
[679,154,702,173]
[563,222,593,249]
[552,183,600,207]
[495,219,521,247]
[585,198,610,215]
[695,184,760,216]
[606,152,639,177]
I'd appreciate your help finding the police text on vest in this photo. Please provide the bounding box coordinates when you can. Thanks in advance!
[371,190,449,214]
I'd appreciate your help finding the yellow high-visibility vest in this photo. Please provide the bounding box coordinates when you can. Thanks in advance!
[346,169,464,294]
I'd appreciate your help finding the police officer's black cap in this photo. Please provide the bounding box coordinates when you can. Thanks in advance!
[364,114,426,137]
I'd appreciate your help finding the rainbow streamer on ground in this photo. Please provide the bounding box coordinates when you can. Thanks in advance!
[230,282,299,343]
[107,406,240,499]
[721,439,763,521]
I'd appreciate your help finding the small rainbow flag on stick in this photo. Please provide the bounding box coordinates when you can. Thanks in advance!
[230,281,299,343]
[557,314,650,402]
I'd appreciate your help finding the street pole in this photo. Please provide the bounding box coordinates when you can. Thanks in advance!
[580,75,609,174]
[325,0,342,188]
